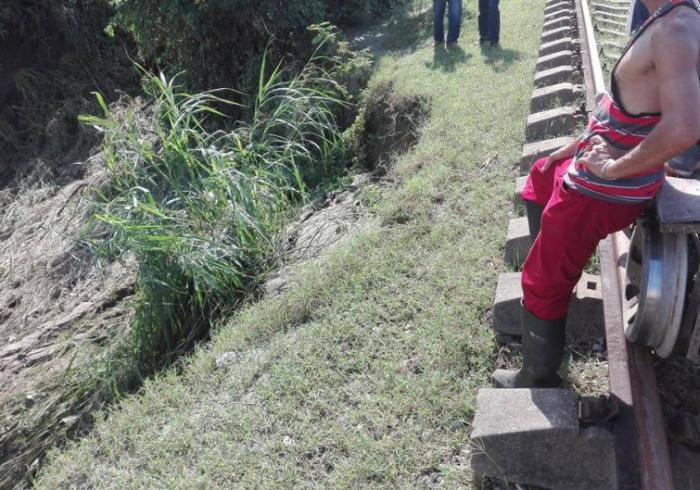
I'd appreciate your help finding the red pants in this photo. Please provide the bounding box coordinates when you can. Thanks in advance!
[520,158,648,321]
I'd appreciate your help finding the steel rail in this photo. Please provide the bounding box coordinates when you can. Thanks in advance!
[575,0,675,488]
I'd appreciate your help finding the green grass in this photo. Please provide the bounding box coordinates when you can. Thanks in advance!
[67,29,361,395]
[77,54,348,388]
[37,1,546,487]
[0,32,366,489]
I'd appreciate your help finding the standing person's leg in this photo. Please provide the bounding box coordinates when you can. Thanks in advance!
[446,0,463,46]
[478,0,489,43]
[487,0,500,46]
[434,0,447,44]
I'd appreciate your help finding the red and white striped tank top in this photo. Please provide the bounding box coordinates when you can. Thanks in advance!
[564,0,700,204]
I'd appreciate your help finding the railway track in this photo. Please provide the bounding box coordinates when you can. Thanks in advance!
[580,1,675,488]
[471,0,700,488]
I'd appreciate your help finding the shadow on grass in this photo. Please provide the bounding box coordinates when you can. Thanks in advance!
[346,5,490,71]
[349,6,479,61]
[348,7,434,57]
[480,44,523,72]
[384,9,434,51]
[425,45,472,72]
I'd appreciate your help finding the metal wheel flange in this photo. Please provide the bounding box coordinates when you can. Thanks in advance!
[623,219,688,358]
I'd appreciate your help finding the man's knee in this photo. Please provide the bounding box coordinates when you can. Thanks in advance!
[529,157,550,174]
[521,157,556,205]
[522,277,572,321]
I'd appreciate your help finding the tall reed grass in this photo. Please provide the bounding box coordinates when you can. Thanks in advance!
[5,27,369,489]
[79,39,350,391]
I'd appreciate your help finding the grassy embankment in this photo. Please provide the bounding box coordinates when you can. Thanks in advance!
[38,1,546,486]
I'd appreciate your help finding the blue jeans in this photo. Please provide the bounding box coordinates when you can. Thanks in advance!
[630,0,649,33]
[434,0,462,43]
[668,143,700,177]
[478,0,500,44]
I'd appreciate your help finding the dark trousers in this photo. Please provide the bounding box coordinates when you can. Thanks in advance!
[433,0,462,43]
[478,0,500,44]
[630,0,649,33]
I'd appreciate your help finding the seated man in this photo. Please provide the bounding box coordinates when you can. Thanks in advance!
[626,0,700,179]
[493,0,700,388]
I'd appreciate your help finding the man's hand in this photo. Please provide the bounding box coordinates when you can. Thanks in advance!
[608,17,700,177]
[540,136,581,172]
[578,135,626,179]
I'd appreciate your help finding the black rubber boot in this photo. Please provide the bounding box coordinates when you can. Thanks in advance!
[525,200,544,240]
[492,305,566,388]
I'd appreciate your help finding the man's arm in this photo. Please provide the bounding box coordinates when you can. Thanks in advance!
[586,18,700,179]
[540,135,582,171]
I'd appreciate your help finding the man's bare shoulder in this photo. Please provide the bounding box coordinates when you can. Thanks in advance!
[652,4,700,43]
[649,6,700,62]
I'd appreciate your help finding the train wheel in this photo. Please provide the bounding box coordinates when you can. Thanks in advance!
[622,219,688,358]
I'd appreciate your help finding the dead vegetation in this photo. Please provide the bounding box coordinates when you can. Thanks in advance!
[0,157,137,487]
[0,4,140,484]
[0,14,151,484]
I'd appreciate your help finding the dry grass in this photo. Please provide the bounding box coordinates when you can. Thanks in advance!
[0,154,136,487]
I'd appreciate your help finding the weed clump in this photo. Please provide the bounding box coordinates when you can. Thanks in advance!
[0,29,370,488]
[80,42,352,389]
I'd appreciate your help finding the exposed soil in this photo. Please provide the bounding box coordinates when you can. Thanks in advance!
[363,80,431,175]
[656,357,700,415]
